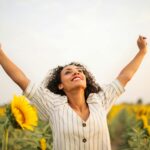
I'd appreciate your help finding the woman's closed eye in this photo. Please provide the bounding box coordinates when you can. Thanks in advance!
[64,71,72,75]
[78,69,83,73]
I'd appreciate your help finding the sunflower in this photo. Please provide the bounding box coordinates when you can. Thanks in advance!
[136,106,148,120]
[40,138,47,150]
[11,95,38,131]
[0,106,6,116]
[141,115,149,128]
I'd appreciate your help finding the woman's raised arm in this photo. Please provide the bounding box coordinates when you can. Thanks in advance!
[0,44,30,91]
[117,35,148,87]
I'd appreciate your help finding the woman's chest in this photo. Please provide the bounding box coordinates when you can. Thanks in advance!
[51,103,107,138]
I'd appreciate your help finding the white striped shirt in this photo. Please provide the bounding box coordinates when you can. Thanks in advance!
[23,79,125,150]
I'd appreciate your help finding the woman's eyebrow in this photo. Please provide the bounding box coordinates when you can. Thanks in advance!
[64,67,82,71]
[64,68,72,71]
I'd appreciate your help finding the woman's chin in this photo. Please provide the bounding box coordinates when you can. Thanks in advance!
[71,84,86,91]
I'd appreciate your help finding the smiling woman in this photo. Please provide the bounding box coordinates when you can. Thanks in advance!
[0,36,148,150]
[45,62,101,99]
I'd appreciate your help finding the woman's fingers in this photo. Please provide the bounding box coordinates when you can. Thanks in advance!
[139,35,147,40]
[137,35,148,53]
[138,35,147,45]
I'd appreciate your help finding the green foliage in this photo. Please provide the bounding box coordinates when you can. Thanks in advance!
[121,121,150,150]
[108,104,150,150]
[0,114,53,150]
[108,108,135,149]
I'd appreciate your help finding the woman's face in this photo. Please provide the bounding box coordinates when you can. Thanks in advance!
[59,65,87,93]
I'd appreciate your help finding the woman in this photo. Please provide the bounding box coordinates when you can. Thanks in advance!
[0,36,148,150]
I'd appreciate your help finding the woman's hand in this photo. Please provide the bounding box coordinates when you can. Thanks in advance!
[137,35,148,54]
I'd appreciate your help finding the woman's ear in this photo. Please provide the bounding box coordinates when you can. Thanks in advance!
[58,83,63,90]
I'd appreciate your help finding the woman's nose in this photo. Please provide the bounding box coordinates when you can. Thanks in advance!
[73,70,79,75]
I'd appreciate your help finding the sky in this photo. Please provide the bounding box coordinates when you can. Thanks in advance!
[0,0,150,105]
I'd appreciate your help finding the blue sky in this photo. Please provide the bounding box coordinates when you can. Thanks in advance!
[0,0,150,105]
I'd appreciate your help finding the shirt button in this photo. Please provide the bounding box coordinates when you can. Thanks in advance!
[82,138,87,143]
[82,123,86,127]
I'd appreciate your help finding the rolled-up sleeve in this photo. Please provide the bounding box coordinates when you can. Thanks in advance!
[23,81,54,121]
[99,79,125,115]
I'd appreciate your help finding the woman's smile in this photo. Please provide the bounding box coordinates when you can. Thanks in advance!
[71,75,83,81]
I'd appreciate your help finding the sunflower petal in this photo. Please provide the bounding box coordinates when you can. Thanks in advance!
[11,95,38,131]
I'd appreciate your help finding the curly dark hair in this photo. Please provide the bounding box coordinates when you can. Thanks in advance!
[46,62,102,100]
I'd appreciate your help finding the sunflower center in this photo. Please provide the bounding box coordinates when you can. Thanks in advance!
[16,108,26,123]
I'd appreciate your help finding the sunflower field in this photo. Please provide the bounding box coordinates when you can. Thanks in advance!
[108,101,150,150]
[0,95,53,150]
[0,105,53,150]
[0,99,150,150]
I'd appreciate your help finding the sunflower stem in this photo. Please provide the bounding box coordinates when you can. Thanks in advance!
[2,119,9,150]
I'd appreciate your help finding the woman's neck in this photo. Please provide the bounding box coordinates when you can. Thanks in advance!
[66,89,87,112]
